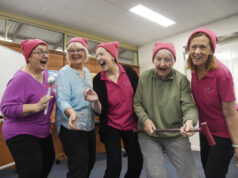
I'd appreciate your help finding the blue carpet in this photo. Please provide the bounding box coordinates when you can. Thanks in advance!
[0,151,237,178]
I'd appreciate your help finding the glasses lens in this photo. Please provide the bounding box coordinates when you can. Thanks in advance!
[40,51,50,56]
[68,49,84,54]
[33,51,50,56]
[45,51,50,55]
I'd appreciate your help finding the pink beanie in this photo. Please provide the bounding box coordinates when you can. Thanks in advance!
[152,42,176,63]
[67,37,88,48]
[21,39,48,62]
[187,27,218,53]
[95,41,119,63]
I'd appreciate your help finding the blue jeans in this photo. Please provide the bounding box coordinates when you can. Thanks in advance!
[139,137,199,178]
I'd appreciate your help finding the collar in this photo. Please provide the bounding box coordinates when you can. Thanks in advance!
[67,65,85,73]
[192,69,216,79]
[152,68,174,80]
[100,64,124,80]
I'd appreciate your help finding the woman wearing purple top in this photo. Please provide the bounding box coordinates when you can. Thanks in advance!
[1,39,55,178]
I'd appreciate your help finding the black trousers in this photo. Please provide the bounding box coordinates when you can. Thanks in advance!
[200,133,234,178]
[59,126,96,178]
[6,134,55,178]
[103,126,143,178]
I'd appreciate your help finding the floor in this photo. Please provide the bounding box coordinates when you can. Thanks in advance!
[0,151,237,178]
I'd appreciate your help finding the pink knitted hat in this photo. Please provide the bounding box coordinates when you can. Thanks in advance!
[95,41,119,63]
[152,42,176,63]
[187,27,218,53]
[21,39,48,62]
[67,37,88,48]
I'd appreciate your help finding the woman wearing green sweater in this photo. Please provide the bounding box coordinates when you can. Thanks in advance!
[133,42,199,178]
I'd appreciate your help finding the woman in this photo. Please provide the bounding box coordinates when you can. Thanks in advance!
[133,41,199,178]
[186,27,238,178]
[93,41,143,178]
[55,37,96,178]
[1,39,55,178]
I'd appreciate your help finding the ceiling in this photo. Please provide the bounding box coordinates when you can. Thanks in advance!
[1,0,238,47]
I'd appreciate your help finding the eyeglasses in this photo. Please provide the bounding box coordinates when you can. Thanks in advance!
[67,49,84,54]
[32,50,51,57]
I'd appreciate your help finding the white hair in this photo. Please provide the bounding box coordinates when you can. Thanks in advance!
[154,49,175,63]
[66,42,89,62]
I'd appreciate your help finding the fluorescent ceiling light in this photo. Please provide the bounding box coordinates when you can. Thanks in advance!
[129,4,175,27]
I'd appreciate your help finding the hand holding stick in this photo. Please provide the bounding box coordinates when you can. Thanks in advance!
[135,122,216,146]
[44,76,55,115]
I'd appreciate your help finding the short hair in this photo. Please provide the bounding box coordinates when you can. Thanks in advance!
[154,49,175,64]
[66,42,89,63]
[186,32,218,72]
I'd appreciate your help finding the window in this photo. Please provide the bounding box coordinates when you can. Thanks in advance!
[118,48,135,65]
[0,16,138,65]
[67,35,99,56]
[68,35,137,65]
[0,17,5,40]
[7,20,64,50]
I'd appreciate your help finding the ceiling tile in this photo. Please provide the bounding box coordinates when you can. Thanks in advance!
[222,1,238,15]
[0,0,52,18]
[1,0,238,46]
[52,0,126,21]
[108,11,164,34]
[195,8,227,25]
[88,22,146,46]
[39,3,104,32]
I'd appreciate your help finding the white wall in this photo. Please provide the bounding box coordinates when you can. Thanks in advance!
[138,14,238,151]
[216,42,238,100]
[0,45,25,116]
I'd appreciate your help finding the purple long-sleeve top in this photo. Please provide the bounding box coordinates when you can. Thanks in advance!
[1,69,55,140]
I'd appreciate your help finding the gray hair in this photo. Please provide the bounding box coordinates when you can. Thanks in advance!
[66,42,89,63]
[154,49,175,63]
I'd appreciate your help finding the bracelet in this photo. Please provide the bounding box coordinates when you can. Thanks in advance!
[232,144,238,148]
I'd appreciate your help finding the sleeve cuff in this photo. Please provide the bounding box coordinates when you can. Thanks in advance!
[60,103,72,113]
[15,104,24,118]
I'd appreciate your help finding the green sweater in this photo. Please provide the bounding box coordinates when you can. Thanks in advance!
[133,68,198,141]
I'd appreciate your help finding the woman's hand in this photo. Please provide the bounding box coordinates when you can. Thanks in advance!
[68,110,79,130]
[180,120,195,137]
[143,119,156,136]
[35,95,54,112]
[22,95,53,116]
[84,88,102,114]
[24,95,53,115]
[234,148,238,168]
[64,108,79,130]
[84,88,99,102]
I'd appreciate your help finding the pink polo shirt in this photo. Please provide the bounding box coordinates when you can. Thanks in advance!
[191,59,237,138]
[100,64,137,131]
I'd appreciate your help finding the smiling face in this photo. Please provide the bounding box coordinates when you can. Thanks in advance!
[154,49,174,79]
[28,44,49,72]
[67,43,86,70]
[189,35,213,70]
[96,47,116,72]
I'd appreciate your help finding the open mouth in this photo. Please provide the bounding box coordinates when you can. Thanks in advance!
[72,54,83,60]
[158,68,167,71]
[99,60,106,67]
[193,55,202,60]
[40,60,47,64]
